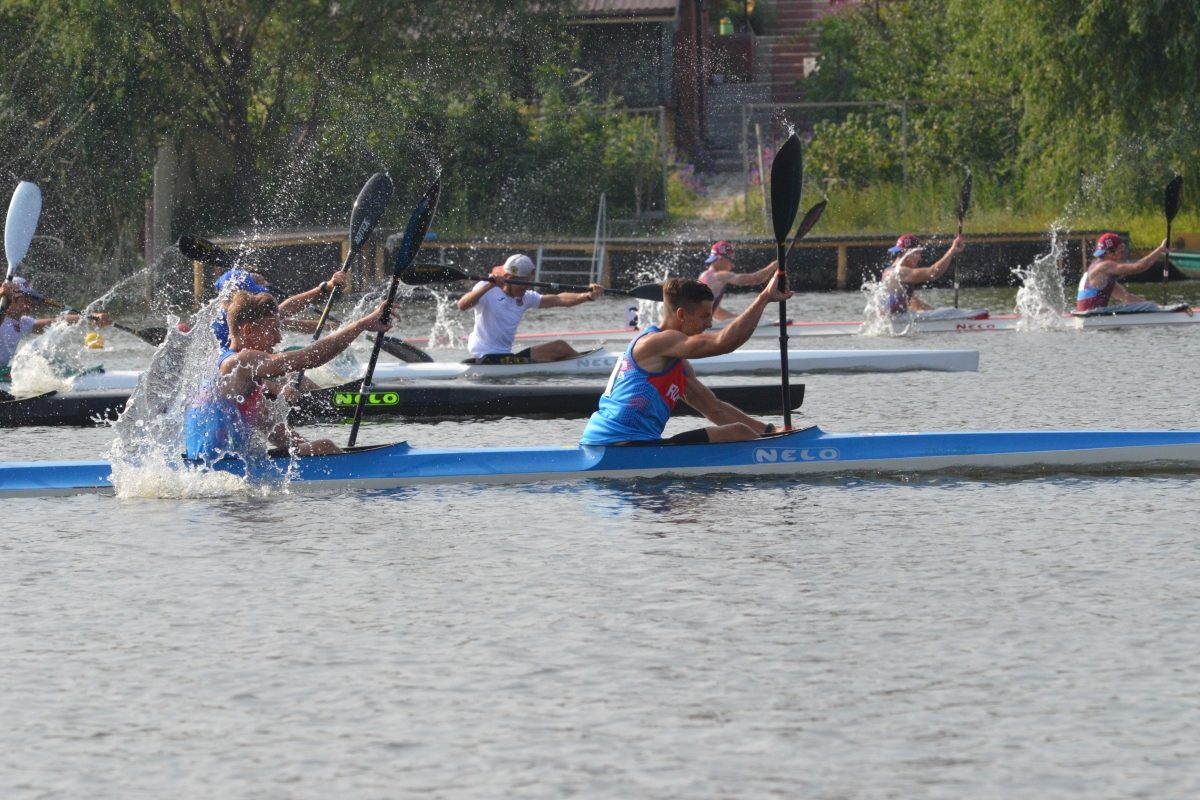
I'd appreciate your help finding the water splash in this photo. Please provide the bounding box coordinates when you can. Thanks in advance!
[424,286,467,349]
[105,294,295,498]
[857,269,914,338]
[1013,228,1069,331]
[9,318,105,394]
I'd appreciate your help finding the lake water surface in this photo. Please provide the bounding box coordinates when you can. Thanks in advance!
[3,285,1200,798]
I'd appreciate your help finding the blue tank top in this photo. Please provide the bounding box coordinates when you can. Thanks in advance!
[211,311,232,348]
[184,348,266,461]
[580,326,687,445]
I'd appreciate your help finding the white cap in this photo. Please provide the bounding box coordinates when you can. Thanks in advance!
[9,276,44,301]
[503,254,535,277]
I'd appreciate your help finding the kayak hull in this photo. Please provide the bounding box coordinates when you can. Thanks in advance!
[0,382,803,427]
[414,306,1200,344]
[369,347,979,379]
[4,426,1200,497]
[0,346,977,396]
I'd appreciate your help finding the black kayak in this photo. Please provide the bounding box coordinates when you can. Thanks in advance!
[0,382,805,428]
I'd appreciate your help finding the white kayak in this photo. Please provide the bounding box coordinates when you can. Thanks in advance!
[0,347,980,396]
[367,347,979,380]
[0,368,144,394]
[408,305,1199,345]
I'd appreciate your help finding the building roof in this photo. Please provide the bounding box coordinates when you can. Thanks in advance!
[575,0,678,22]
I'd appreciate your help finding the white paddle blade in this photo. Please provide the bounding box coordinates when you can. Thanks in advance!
[5,181,43,277]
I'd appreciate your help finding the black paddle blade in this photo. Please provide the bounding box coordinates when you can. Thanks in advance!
[392,180,441,279]
[784,199,828,264]
[1165,174,1183,224]
[958,167,973,224]
[770,134,803,246]
[627,283,664,302]
[379,335,434,363]
[348,173,394,253]
[177,235,237,270]
[794,199,827,242]
[133,327,167,346]
[400,263,470,286]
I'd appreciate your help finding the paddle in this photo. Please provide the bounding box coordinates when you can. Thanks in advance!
[178,232,432,363]
[177,234,238,270]
[2,181,43,318]
[400,263,664,302]
[953,167,972,308]
[347,179,440,447]
[783,199,828,268]
[1163,174,1183,305]
[769,134,802,429]
[293,172,394,388]
[37,296,167,346]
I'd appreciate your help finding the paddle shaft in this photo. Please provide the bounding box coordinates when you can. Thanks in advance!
[506,277,638,298]
[0,261,14,318]
[953,218,962,308]
[39,297,163,345]
[346,281,400,448]
[346,179,439,447]
[776,242,791,429]
[472,271,654,300]
[769,135,802,430]
[1164,221,1172,305]
[1162,175,1179,305]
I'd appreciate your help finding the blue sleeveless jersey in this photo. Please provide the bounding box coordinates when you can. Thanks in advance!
[184,347,261,461]
[580,326,687,445]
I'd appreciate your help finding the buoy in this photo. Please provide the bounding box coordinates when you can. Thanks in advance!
[84,331,105,350]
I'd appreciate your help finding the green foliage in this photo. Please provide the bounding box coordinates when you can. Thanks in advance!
[0,0,662,264]
[800,0,1199,228]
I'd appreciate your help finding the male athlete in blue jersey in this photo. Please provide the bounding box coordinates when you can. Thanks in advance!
[581,273,791,445]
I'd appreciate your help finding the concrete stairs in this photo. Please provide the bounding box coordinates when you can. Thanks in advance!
[701,1,830,172]
[759,0,827,103]
[704,81,773,172]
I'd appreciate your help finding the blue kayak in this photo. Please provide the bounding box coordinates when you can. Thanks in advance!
[4,426,1200,497]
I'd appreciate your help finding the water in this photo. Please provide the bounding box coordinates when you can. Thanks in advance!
[4,286,1200,798]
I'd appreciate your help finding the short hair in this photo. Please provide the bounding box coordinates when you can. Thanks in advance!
[227,291,279,348]
[662,278,714,312]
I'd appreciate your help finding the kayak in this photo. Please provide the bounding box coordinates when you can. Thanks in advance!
[405,305,1200,344]
[0,381,804,427]
[0,366,141,393]
[366,346,979,379]
[5,425,1200,497]
[0,346,978,395]
[1169,251,1200,279]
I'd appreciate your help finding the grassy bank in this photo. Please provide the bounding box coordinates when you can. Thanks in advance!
[676,173,1199,251]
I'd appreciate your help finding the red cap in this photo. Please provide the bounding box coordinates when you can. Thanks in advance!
[1092,233,1122,257]
[888,234,921,254]
[706,241,735,264]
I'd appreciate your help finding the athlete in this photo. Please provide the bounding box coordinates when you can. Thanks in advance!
[698,240,779,321]
[184,291,389,461]
[1076,233,1169,311]
[580,273,791,446]
[1,277,112,383]
[879,233,965,314]
[210,268,349,347]
[457,253,603,363]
